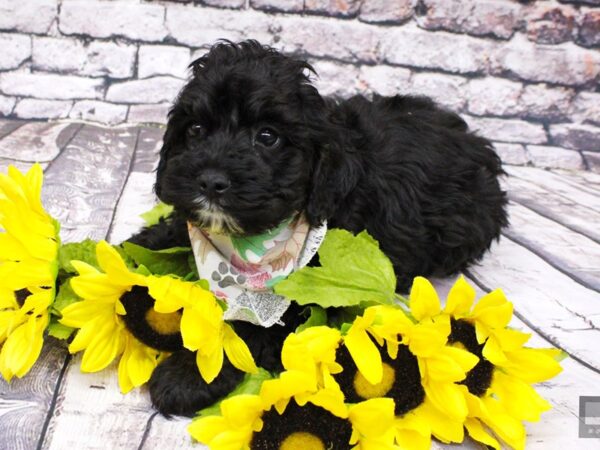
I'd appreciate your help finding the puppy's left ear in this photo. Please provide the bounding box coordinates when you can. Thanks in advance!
[154,110,181,198]
[305,116,361,226]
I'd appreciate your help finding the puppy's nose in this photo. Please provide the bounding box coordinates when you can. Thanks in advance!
[199,170,231,196]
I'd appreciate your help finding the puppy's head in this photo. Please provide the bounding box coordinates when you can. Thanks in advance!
[155,40,353,235]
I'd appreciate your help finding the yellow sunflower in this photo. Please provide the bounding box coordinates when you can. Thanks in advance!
[409,276,563,450]
[277,325,343,389]
[188,367,398,450]
[146,275,257,383]
[60,240,162,393]
[0,164,60,381]
[342,304,478,447]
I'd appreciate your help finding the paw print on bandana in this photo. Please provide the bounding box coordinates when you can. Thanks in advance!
[211,262,246,288]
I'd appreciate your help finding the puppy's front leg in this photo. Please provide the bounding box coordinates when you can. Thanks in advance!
[127,213,190,250]
[148,304,304,417]
[149,350,245,417]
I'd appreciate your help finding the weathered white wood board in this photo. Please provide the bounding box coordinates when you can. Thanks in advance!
[548,168,600,195]
[0,119,25,139]
[0,341,68,450]
[140,415,203,450]
[507,166,600,213]
[504,202,600,292]
[42,125,138,242]
[563,169,600,190]
[468,238,600,371]
[504,173,600,244]
[0,122,81,162]
[44,356,154,450]
[108,127,163,245]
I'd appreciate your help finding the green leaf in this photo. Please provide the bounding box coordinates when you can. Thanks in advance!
[296,306,327,332]
[329,306,366,331]
[57,239,98,274]
[197,278,210,291]
[48,319,75,340]
[113,244,136,269]
[140,202,174,227]
[52,278,82,313]
[274,229,396,308]
[196,368,273,417]
[121,242,193,277]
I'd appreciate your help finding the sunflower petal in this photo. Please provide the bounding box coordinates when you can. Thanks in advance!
[492,372,552,422]
[259,371,316,413]
[426,346,478,382]
[409,277,441,321]
[80,318,126,372]
[502,347,563,383]
[444,276,476,317]
[188,416,231,446]
[96,241,146,286]
[465,418,500,450]
[196,346,224,384]
[344,328,382,385]
[222,324,258,375]
[125,335,159,388]
[0,314,48,380]
[60,299,113,328]
[471,289,512,329]
[425,381,468,421]
[417,399,464,444]
[306,387,348,419]
[395,411,431,450]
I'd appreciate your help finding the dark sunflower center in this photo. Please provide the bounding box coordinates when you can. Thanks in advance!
[120,285,183,352]
[15,288,31,307]
[448,318,494,396]
[251,400,353,450]
[334,341,425,416]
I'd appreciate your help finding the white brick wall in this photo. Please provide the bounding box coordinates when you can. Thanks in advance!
[0,0,598,172]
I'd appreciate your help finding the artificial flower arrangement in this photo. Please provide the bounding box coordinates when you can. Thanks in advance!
[0,164,563,450]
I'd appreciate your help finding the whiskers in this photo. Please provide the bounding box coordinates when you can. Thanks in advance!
[192,196,243,235]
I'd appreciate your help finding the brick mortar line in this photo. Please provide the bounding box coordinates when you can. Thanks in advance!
[5,3,596,52]
[1,33,598,92]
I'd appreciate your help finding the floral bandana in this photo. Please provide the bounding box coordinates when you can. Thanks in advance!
[188,215,327,327]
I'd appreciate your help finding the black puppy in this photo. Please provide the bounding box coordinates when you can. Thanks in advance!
[129,40,508,417]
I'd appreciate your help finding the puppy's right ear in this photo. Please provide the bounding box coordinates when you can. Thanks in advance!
[154,115,178,198]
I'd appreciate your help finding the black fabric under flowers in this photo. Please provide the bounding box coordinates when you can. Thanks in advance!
[334,341,425,416]
[251,400,353,450]
[448,318,494,396]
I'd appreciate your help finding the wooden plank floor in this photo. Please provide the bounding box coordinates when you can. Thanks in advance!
[0,119,599,450]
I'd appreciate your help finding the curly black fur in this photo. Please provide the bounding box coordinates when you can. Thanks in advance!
[128,39,508,417]
[148,349,244,418]
[147,303,306,417]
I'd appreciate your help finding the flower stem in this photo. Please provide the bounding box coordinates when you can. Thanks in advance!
[394,292,409,305]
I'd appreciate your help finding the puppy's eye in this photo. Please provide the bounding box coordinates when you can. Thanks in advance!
[187,124,205,137]
[255,128,279,148]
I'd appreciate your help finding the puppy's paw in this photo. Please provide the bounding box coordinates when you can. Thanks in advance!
[148,350,244,417]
